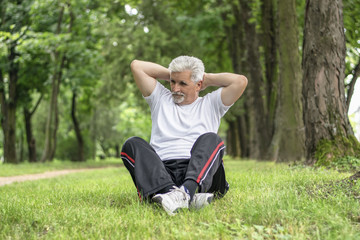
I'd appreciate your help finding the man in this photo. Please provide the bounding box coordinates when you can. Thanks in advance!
[121,56,247,216]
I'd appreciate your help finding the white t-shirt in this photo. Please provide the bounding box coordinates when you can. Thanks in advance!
[145,81,231,161]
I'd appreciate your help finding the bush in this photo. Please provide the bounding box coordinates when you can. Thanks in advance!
[55,132,94,161]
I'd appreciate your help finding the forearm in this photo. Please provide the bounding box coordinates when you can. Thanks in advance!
[131,60,170,81]
[203,72,248,106]
[203,72,245,88]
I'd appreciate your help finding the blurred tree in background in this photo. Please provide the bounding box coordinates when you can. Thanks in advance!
[0,0,359,164]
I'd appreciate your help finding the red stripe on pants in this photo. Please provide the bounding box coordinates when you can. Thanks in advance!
[121,152,135,163]
[196,141,224,183]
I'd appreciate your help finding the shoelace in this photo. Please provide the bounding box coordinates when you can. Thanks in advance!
[168,186,188,202]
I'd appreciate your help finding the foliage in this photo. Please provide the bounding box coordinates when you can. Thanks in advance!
[55,131,93,162]
[0,160,359,239]
[1,0,359,163]
[344,0,360,99]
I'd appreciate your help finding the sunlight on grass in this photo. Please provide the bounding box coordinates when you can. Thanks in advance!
[1,160,359,239]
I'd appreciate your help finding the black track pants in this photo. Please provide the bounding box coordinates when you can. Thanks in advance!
[121,132,229,200]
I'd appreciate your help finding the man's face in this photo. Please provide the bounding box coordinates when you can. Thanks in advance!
[170,70,201,105]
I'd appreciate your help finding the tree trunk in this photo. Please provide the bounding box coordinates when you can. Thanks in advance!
[41,6,65,162]
[41,56,64,162]
[115,144,120,158]
[239,0,270,159]
[19,127,24,162]
[71,91,85,162]
[24,109,37,162]
[267,0,305,162]
[226,120,241,157]
[261,0,278,135]
[23,95,42,163]
[91,107,97,160]
[302,0,355,163]
[219,0,246,158]
[0,42,18,164]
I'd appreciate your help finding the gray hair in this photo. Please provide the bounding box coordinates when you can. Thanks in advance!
[168,56,205,83]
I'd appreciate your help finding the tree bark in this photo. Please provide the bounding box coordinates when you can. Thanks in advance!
[0,42,18,164]
[219,0,247,158]
[71,91,84,162]
[227,120,241,157]
[302,0,354,163]
[24,109,37,162]
[269,0,305,162]
[91,108,97,160]
[261,0,278,132]
[23,95,42,163]
[41,6,65,162]
[239,0,270,159]
[115,144,120,158]
[41,53,65,162]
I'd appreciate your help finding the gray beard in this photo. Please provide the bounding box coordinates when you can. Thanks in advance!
[172,92,185,104]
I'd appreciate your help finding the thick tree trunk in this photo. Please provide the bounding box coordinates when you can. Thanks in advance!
[219,0,246,158]
[302,0,354,163]
[261,0,278,134]
[71,91,85,162]
[239,0,270,159]
[0,43,18,164]
[268,0,305,162]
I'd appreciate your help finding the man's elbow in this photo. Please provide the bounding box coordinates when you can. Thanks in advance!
[130,59,140,71]
[238,75,248,90]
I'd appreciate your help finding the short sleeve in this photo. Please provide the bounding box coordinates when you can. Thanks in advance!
[206,88,232,117]
[144,81,170,112]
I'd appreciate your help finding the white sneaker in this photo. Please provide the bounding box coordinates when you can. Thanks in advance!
[152,186,190,216]
[190,193,214,210]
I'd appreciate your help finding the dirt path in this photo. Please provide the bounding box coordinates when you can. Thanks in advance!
[0,168,104,187]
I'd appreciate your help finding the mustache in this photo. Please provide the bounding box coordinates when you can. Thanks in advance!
[171,92,185,97]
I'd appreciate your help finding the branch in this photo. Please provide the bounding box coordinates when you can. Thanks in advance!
[14,26,29,43]
[29,94,43,116]
[346,59,360,112]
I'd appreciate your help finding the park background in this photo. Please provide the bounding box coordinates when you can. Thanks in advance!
[1,0,360,169]
[1,1,360,239]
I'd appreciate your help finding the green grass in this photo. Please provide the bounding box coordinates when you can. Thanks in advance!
[0,158,123,177]
[1,160,359,239]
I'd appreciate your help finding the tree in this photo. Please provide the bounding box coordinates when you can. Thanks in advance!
[268,0,305,161]
[302,0,359,164]
[0,0,31,163]
[40,3,68,162]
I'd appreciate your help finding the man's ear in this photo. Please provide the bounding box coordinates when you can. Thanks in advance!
[196,80,203,91]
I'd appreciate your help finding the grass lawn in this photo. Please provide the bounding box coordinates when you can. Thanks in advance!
[0,158,123,177]
[0,160,359,239]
